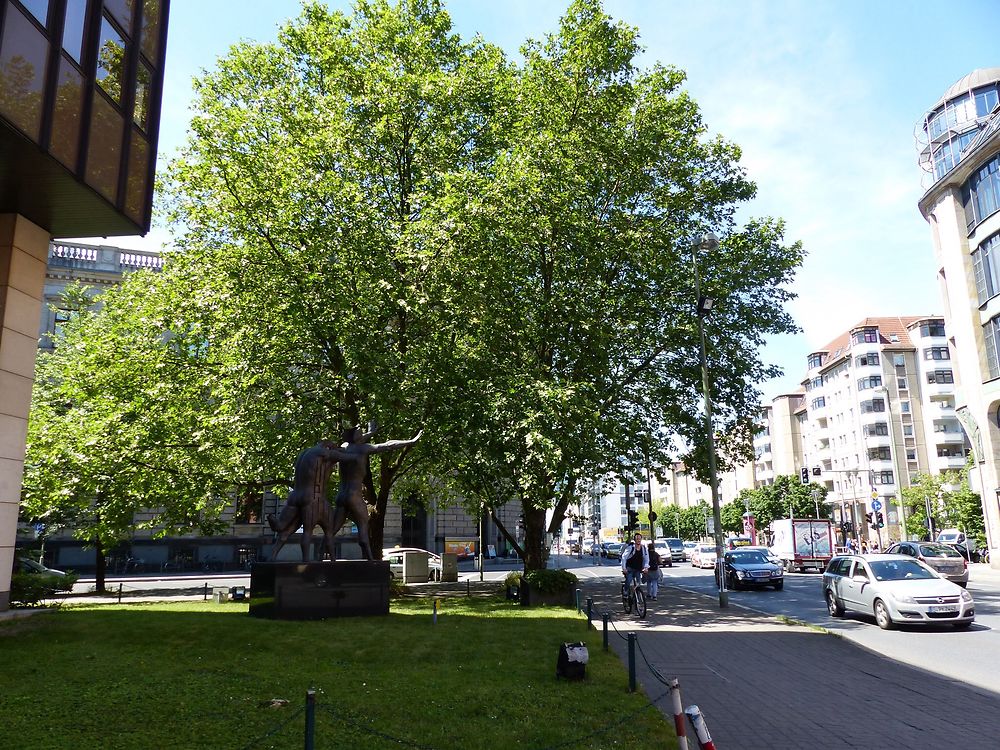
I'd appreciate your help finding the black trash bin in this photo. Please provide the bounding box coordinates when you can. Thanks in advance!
[556,642,588,680]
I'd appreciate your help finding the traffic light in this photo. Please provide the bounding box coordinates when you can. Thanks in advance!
[811,466,822,477]
[865,513,873,525]
[841,521,854,534]
[799,467,809,485]
[627,509,639,531]
[875,511,885,529]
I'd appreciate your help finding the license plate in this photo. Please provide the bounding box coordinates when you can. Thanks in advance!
[928,605,958,613]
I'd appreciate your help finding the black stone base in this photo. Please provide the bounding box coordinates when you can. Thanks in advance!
[248,561,390,620]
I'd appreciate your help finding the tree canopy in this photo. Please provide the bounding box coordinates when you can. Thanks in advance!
[23,0,803,572]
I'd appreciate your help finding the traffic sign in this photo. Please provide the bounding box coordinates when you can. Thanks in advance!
[871,491,878,500]
[871,499,882,511]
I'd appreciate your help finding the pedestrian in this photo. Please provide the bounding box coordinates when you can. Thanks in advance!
[845,537,856,554]
[646,542,660,600]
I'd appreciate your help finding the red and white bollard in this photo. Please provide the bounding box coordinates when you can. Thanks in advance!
[684,705,716,750]
[669,679,689,750]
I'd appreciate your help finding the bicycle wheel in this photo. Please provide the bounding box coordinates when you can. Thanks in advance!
[621,583,632,613]
[634,587,647,619]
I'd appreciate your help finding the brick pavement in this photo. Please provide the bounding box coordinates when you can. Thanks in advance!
[580,579,1000,750]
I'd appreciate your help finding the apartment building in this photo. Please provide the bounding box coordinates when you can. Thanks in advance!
[916,68,1000,560]
[798,317,967,541]
[752,393,806,485]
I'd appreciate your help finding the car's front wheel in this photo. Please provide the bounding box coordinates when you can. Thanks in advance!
[874,599,894,630]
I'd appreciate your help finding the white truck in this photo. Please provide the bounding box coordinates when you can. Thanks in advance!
[768,518,835,573]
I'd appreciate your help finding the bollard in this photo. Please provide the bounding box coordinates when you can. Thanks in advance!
[576,588,582,613]
[433,599,438,625]
[203,582,208,601]
[684,705,716,750]
[466,579,470,597]
[586,597,593,630]
[670,679,689,750]
[627,633,636,693]
[304,689,316,750]
[118,583,122,604]
[602,613,609,651]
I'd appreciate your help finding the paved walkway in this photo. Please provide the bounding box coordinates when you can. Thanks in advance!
[580,579,1000,750]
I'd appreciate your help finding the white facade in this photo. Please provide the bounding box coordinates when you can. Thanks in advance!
[917,68,1000,559]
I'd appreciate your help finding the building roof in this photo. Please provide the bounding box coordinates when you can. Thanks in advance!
[932,68,1000,110]
[811,316,936,363]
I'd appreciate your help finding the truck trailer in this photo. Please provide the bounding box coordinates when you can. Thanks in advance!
[768,518,835,573]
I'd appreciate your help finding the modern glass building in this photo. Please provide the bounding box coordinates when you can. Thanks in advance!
[917,68,1000,563]
[0,0,169,608]
[0,0,168,235]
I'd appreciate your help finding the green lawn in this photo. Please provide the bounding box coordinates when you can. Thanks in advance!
[0,595,676,749]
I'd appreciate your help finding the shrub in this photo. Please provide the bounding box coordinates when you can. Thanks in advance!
[10,572,77,608]
[503,571,523,589]
[522,569,577,594]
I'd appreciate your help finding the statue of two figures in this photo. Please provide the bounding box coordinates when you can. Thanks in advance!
[267,426,422,561]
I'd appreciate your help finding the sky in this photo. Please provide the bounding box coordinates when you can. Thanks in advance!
[75,0,1000,401]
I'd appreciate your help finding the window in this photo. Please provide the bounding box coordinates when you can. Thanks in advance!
[851,561,870,580]
[938,447,965,458]
[807,353,825,369]
[893,354,905,367]
[962,152,1000,232]
[906,449,917,461]
[901,401,911,414]
[919,321,946,337]
[61,0,88,63]
[857,375,882,391]
[96,15,126,104]
[874,471,895,485]
[855,353,879,367]
[852,327,879,345]
[863,422,889,437]
[903,424,914,436]
[861,399,886,414]
[810,397,826,410]
[897,377,907,390]
[973,232,1000,305]
[923,347,950,361]
[868,447,891,461]
[986,316,1000,380]
[927,370,954,384]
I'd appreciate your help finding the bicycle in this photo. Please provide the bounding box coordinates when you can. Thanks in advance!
[621,574,647,619]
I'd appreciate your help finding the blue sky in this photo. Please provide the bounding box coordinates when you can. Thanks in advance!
[84,0,1000,401]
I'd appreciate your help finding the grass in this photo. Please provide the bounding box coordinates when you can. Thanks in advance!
[0,595,676,750]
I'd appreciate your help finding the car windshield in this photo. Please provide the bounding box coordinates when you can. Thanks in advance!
[920,544,961,558]
[667,540,684,549]
[728,551,767,564]
[870,560,938,581]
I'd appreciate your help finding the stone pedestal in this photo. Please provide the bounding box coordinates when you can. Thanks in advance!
[248,561,390,620]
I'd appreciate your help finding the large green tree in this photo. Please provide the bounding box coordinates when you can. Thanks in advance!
[442,2,801,568]
[901,469,984,542]
[24,0,802,572]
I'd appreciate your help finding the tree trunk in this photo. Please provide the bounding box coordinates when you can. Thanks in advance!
[522,506,548,571]
[94,536,106,594]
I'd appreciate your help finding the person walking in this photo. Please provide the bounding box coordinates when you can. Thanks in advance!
[646,542,661,600]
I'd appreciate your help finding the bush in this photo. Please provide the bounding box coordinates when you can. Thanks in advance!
[503,571,523,589]
[10,572,77,608]
[522,569,577,594]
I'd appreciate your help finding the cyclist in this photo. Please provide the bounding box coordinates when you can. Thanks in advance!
[620,532,649,598]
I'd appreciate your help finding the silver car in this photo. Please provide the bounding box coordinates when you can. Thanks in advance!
[823,554,974,630]
[884,541,968,587]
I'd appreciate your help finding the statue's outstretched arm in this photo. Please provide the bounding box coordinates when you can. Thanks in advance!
[368,430,422,454]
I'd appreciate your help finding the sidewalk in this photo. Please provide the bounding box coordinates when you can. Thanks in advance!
[580,579,1000,750]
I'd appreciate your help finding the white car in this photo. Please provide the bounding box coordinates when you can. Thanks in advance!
[382,547,442,581]
[690,543,717,569]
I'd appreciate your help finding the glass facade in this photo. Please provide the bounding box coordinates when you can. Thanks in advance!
[962,153,1000,232]
[973,232,1000,305]
[0,0,168,236]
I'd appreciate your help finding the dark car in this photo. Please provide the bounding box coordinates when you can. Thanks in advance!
[716,549,784,591]
[884,541,968,587]
[17,557,66,576]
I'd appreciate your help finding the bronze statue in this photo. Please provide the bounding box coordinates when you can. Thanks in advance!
[267,427,422,561]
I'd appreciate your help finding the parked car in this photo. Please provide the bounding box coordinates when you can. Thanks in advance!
[822,553,974,629]
[381,547,442,581]
[715,549,783,591]
[690,543,717,569]
[17,557,66,576]
[650,540,673,567]
[682,541,698,560]
[740,546,783,567]
[936,528,974,555]
[884,541,968,587]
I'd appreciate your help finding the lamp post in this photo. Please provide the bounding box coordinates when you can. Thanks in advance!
[691,231,728,608]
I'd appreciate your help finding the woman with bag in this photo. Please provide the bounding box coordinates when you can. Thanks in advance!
[646,543,660,600]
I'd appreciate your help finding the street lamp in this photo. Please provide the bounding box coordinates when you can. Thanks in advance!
[692,231,728,608]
